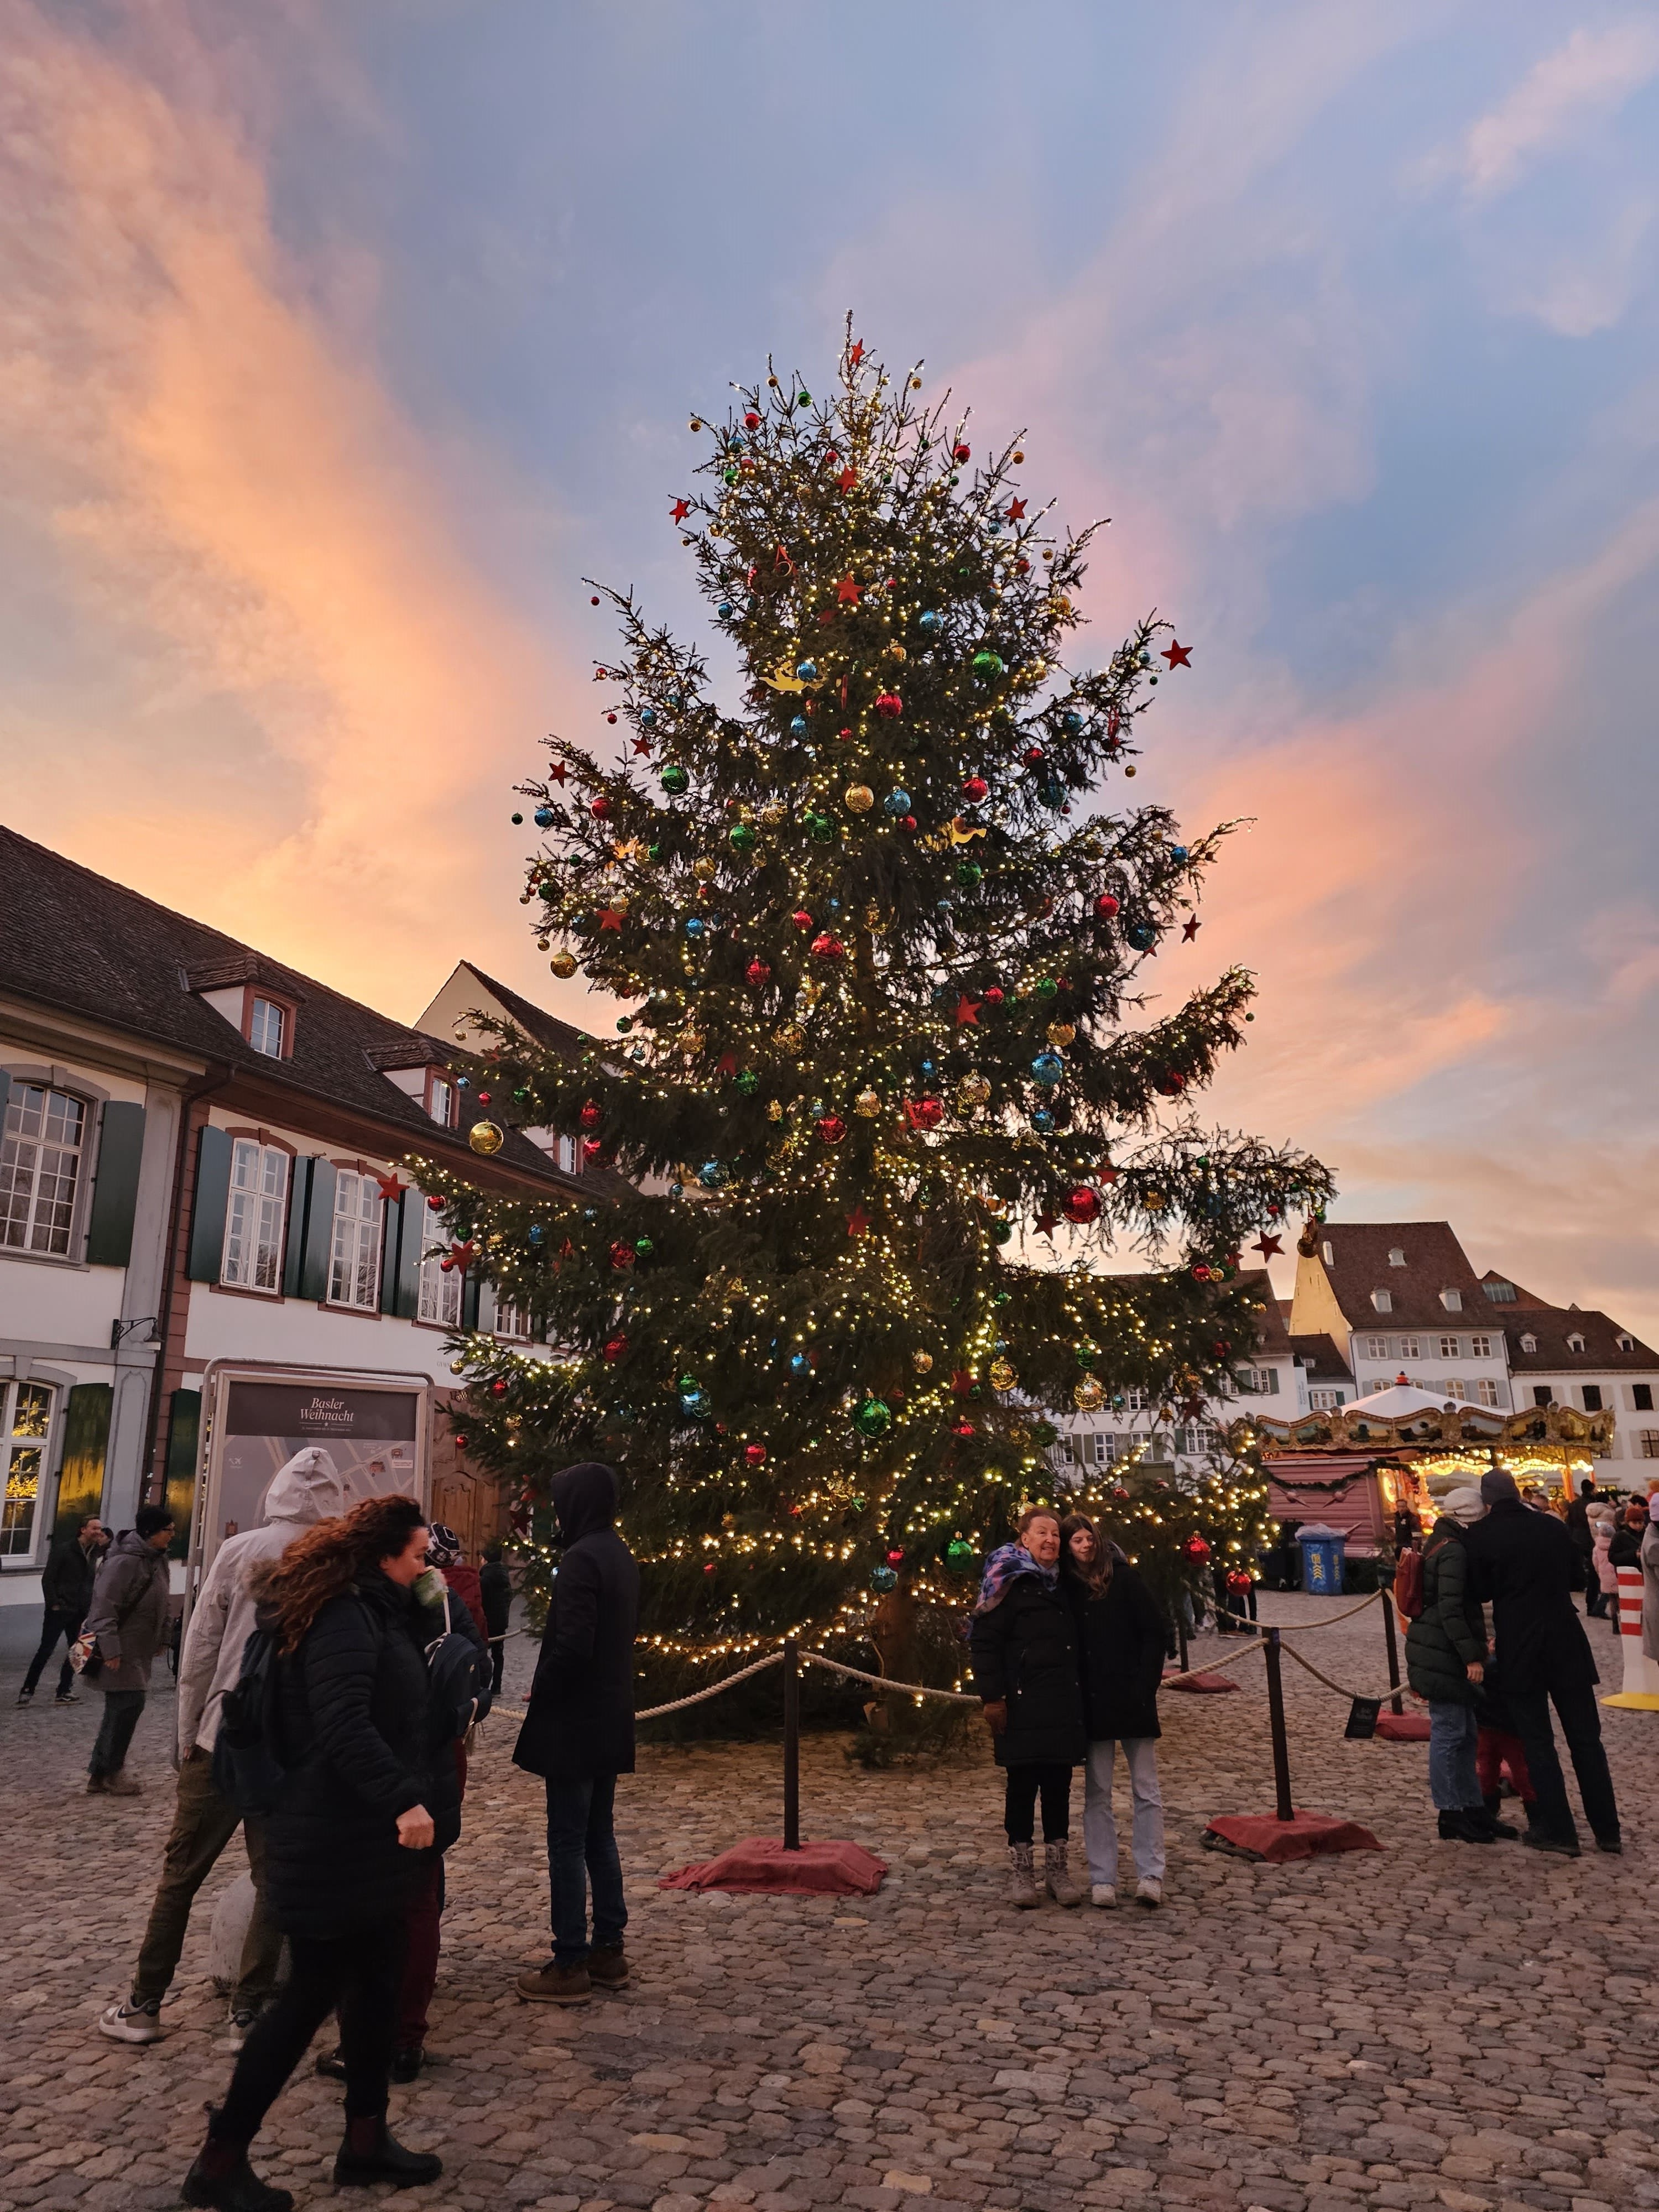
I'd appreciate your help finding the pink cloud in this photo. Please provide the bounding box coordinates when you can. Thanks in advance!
[1459,21,1659,199]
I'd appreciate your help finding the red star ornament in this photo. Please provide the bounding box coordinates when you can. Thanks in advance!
[837,465,857,493]
[670,498,690,523]
[631,736,651,756]
[1181,916,1201,941]
[1161,639,1192,668]
[375,1172,404,1206]
[846,1204,870,1237]
[848,340,865,367]
[1006,498,1026,521]
[836,573,862,604]
[954,996,982,1026]
[448,1239,479,1273]
[548,763,567,784]
[1178,1394,1206,1423]
[1253,1233,1284,1260]
[597,907,623,931]
[1035,1211,1060,1238]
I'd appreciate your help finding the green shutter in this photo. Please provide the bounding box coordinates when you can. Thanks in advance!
[54,1382,112,1537]
[393,1193,425,1319]
[185,1125,233,1281]
[281,1156,314,1298]
[0,1071,11,1130]
[298,1159,336,1302]
[86,1101,147,1267]
[380,1193,404,1314]
[163,1390,201,1558]
[462,1274,482,1332]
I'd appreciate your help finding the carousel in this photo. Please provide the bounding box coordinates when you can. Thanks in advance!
[1228,1377,1615,1556]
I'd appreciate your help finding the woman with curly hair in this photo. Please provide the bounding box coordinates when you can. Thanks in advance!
[181,1495,451,2212]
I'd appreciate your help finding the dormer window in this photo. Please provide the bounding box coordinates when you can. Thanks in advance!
[1440,1288,1463,1312]
[1618,1333,1635,1353]
[249,997,286,1057]
[1484,1280,1516,1303]
[426,1072,455,1128]
[1567,1332,1585,1355]
[1371,1289,1392,1313]
[1388,1247,1406,1267]
[1521,1332,1537,1354]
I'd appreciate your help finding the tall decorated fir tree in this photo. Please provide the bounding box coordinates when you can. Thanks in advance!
[414,326,1331,1695]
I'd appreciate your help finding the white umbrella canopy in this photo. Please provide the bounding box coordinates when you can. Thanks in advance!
[1347,1381,1459,1418]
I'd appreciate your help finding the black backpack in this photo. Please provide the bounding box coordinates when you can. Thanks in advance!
[423,1585,493,1743]
[211,1623,289,1815]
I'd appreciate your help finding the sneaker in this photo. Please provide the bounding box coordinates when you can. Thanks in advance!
[1522,1829,1581,1859]
[218,2010,259,2054]
[15,1687,33,1705]
[55,1691,79,1705]
[99,1997,164,2045]
[103,1770,143,1798]
[515,1960,592,2005]
[1090,1884,1118,1909]
[1135,1878,1164,1908]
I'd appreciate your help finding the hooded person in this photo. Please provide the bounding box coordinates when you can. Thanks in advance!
[513,1463,640,2007]
[99,1448,343,2051]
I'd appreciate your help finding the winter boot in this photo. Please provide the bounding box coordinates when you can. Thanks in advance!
[1042,1838,1087,1907]
[181,2109,293,2212]
[515,1959,592,2003]
[587,1943,629,1987]
[332,2115,443,2189]
[1006,1841,1041,1908]
[1437,1808,1494,1843]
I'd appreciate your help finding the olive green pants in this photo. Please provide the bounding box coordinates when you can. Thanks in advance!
[131,1749,281,2013]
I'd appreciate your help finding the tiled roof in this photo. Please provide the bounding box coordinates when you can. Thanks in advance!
[1477,1267,1552,1310]
[1290,1333,1355,1383]
[1237,1270,1293,1357]
[1505,1306,1657,1372]
[452,961,596,1062]
[0,825,572,1191]
[1301,1219,1486,1332]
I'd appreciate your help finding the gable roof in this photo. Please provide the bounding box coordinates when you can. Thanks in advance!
[0,825,570,1192]
[1290,1333,1355,1384]
[1302,1220,1487,1333]
[446,961,596,1061]
[1477,1267,1552,1310]
[1505,1306,1657,1373]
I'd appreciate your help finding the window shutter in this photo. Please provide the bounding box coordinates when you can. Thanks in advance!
[0,1071,11,1129]
[281,1157,314,1298]
[86,1101,147,1267]
[298,1159,337,1302]
[462,1274,482,1331]
[54,1382,112,1537]
[162,1389,201,1558]
[185,1125,233,1281]
[380,1193,405,1315]
[393,1195,425,1319]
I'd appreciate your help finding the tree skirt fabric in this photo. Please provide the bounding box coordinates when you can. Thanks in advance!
[658,1837,888,1895]
[1203,1808,1383,1862]
[1374,1712,1432,1741]
[1165,1672,1240,1693]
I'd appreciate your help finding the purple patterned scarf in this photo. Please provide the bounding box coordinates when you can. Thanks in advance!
[974,1542,1057,1614]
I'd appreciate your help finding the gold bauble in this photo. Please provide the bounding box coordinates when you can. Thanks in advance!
[1074,1376,1105,1413]
[911,1350,934,1374]
[681,1029,706,1054]
[854,1088,881,1118]
[956,1073,992,1111]
[1046,1022,1076,1049]
[1143,1190,1166,1211]
[885,640,907,661]
[989,1358,1017,1393]
[766,1100,785,1121]
[468,1120,505,1157]
[693,858,717,881]
[536,938,550,953]
[758,799,787,827]
[844,784,875,815]
[776,1024,806,1055]
[550,952,577,979]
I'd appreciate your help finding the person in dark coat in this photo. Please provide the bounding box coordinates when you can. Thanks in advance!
[1564,1478,1604,1615]
[968,1505,1087,1909]
[1608,1495,1647,1572]
[1462,1468,1620,1857]
[84,1507,175,1794]
[1060,1514,1167,1910]
[479,1542,513,1696]
[180,1494,448,2212]
[18,1512,105,1705]
[514,1463,640,2006]
[1403,1489,1511,1844]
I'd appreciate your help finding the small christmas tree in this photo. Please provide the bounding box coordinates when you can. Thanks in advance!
[415,325,1331,1697]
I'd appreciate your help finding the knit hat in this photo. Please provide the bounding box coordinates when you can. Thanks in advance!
[1480,1468,1522,1507]
[426,1521,463,1567]
[1442,1488,1485,1525]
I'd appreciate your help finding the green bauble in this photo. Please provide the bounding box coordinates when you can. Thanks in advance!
[729,822,758,853]
[972,650,1005,678]
[946,1535,976,1573]
[661,764,690,795]
[853,1397,892,1437]
[735,1070,758,1095]
[1035,975,1058,999]
[955,862,983,886]
[633,1237,654,1258]
[805,812,836,844]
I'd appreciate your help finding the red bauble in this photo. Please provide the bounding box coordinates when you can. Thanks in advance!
[961,775,989,803]
[810,932,844,961]
[439,1258,455,1273]
[952,442,971,462]
[703,1562,716,1574]
[1192,1264,1213,1283]
[984,986,1004,1005]
[901,815,916,832]
[1227,1569,1253,1593]
[905,1097,944,1131]
[874,691,903,718]
[1182,1535,1211,1561]
[608,1240,636,1270]
[816,1114,847,1144]
[791,909,814,931]
[426,1193,445,1211]
[1023,745,1045,766]
[1156,1070,1186,1095]
[952,1419,977,1438]
[582,1138,602,1161]
[744,410,761,428]
[580,1102,603,1129]
[591,796,611,818]
[745,958,772,987]
[886,1548,904,1565]
[453,1433,467,1451]
[745,1443,768,1467]
[603,1335,627,1362]
[1062,1186,1101,1225]
[1094,893,1120,917]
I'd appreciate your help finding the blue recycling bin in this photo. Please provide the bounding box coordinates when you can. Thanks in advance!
[1296,1522,1347,1596]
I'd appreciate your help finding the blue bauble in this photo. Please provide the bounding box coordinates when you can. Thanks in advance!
[1031,1052,1065,1086]
[790,1352,811,1378]
[1171,844,1188,863]
[790,715,808,736]
[828,896,841,911]
[528,1224,545,1245]
[685,916,705,937]
[679,1388,711,1419]
[670,1182,685,1199]
[1063,711,1083,733]
[937,898,953,914]
[717,602,733,618]
[883,787,911,816]
[1126,922,1156,951]
[920,1058,936,1077]
[534,806,555,828]
[698,1160,726,1188]
[796,659,818,680]
[919,610,942,632]
[1031,1109,1055,1133]
[640,708,655,724]
[581,1207,598,1222]
[871,1565,899,1592]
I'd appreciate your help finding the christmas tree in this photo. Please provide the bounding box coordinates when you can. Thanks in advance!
[415,325,1331,1697]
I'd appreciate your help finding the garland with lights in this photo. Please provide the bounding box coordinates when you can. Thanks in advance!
[410,324,1332,1706]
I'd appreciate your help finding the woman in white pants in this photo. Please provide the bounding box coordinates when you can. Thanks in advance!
[1060,1514,1167,1908]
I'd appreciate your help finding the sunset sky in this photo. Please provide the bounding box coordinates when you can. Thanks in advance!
[4,3,1657,1335]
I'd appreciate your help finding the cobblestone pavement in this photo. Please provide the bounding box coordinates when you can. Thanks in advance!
[6,1593,1659,2212]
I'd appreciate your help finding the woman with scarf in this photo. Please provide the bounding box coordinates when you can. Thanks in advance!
[968,1505,1087,1908]
[1059,1513,1168,1908]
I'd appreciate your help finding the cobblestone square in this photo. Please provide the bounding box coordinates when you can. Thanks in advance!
[5,1594,1658,2212]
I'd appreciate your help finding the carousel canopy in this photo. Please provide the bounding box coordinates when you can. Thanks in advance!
[1346,1381,1459,1418]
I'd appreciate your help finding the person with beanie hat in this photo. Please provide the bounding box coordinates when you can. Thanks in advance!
[1463,1468,1620,1856]
[1405,1491,1512,1844]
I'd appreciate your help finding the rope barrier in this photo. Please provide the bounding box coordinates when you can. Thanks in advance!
[800,1652,982,1704]
[1277,1637,1425,1708]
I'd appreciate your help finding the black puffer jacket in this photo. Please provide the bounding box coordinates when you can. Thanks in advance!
[1404,1519,1487,1705]
[514,1463,640,1782]
[968,1571,1087,1769]
[264,1571,460,1939]
[1063,1558,1166,1742]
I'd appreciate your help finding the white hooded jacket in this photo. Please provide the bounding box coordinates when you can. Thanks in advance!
[176,1447,343,1759]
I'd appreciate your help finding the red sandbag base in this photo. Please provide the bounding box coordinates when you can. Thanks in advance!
[1203,1808,1383,1862]
[1374,1712,1431,1741]
[1165,1671,1240,1693]
[658,1837,888,1896]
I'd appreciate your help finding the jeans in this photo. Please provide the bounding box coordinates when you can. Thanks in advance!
[545,1772,626,1966]
[90,1687,147,1777]
[216,1917,406,2141]
[23,1606,84,1697]
[1002,1762,1072,1844]
[1507,1682,1620,1844]
[1082,1738,1165,1885]
[132,1750,280,2012]
[1426,1699,1480,1811]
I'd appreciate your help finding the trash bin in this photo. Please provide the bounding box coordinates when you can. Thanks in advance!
[1296,1522,1347,1597]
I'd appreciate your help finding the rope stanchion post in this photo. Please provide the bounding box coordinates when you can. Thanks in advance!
[782,1635,801,1851]
[1264,1627,1293,1822]
[1380,1584,1404,1717]
[1174,1606,1190,1676]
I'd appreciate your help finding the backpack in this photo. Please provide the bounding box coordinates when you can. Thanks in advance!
[211,1623,289,1815]
[1392,1546,1425,1621]
[424,1585,493,1744]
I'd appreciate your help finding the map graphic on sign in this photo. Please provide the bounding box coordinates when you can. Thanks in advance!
[213,1380,424,1553]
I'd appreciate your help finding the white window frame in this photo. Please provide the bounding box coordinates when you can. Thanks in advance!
[1,1082,87,1258]
[1469,1334,1492,1359]
[426,1073,455,1129]
[1309,1387,1344,1411]
[221,1139,290,1294]
[1387,1247,1406,1267]
[248,996,286,1058]
[327,1169,383,1311]
[1567,1333,1585,1355]
[1364,1335,1388,1360]
[1445,1379,1467,1401]
[1477,1379,1501,1407]
[1,1379,55,1559]
[492,1296,532,1343]
[1400,1335,1421,1360]
[1640,1432,1659,1460]
[415,1202,462,1328]
[556,1134,583,1176]
[1521,1333,1538,1354]
[1439,1335,1459,1359]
